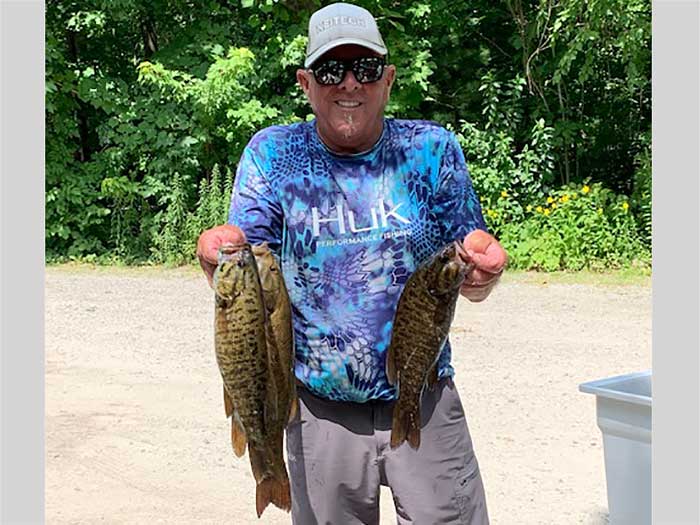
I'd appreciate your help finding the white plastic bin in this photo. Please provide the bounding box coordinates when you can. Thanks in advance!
[579,370,651,525]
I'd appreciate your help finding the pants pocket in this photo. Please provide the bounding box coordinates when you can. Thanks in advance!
[454,455,489,525]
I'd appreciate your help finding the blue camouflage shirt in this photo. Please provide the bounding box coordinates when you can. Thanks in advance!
[228,118,486,402]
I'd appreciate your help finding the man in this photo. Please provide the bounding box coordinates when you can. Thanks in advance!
[197,3,507,523]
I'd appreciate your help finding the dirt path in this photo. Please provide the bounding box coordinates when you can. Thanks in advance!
[45,267,650,524]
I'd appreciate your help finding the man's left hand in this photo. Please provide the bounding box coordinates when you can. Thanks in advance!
[458,229,508,302]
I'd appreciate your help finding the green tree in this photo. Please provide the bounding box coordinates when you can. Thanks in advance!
[46,0,651,269]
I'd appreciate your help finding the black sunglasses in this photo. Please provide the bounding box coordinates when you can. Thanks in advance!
[309,56,386,86]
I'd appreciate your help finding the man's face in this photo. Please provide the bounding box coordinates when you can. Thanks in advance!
[297,44,396,154]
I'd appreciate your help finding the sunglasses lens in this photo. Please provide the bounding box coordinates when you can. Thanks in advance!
[311,57,386,85]
[353,57,385,83]
[313,60,345,85]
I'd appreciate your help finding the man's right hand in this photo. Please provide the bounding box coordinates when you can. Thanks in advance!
[196,224,247,288]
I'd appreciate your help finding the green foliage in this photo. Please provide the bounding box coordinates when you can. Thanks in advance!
[455,116,556,236]
[150,164,234,265]
[45,0,651,270]
[499,183,650,271]
[451,74,556,238]
[152,171,191,265]
[630,132,652,246]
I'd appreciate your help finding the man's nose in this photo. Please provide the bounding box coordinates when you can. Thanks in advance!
[339,69,361,90]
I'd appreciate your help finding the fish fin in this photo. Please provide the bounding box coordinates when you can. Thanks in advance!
[267,452,292,514]
[386,344,397,385]
[248,446,287,517]
[231,415,247,458]
[223,385,234,418]
[270,476,291,513]
[407,423,421,450]
[390,401,421,450]
[288,393,299,424]
[255,479,272,518]
[256,476,291,517]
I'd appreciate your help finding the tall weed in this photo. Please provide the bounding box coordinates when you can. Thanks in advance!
[152,164,234,265]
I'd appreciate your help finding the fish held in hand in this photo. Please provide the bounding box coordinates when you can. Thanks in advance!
[385,241,470,450]
[253,243,297,513]
[213,243,290,517]
[252,243,298,427]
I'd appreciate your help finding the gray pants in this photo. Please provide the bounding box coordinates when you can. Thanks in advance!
[286,379,489,525]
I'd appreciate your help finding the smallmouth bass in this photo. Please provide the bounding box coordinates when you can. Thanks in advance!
[386,241,470,450]
[213,243,291,517]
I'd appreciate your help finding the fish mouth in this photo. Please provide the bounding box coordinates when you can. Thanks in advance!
[217,242,250,265]
[452,240,468,260]
[452,241,475,276]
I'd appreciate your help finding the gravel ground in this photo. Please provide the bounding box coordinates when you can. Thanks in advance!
[45,266,651,525]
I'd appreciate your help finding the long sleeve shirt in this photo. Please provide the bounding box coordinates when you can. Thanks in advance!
[228,118,487,402]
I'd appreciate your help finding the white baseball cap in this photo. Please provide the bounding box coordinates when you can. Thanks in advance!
[304,3,388,68]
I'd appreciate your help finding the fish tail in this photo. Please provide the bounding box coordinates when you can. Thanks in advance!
[390,400,421,450]
[255,475,291,517]
[270,440,292,512]
[250,443,291,517]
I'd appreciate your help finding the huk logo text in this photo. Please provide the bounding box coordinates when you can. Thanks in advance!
[311,199,410,237]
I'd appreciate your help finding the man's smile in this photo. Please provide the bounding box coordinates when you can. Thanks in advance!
[335,100,362,108]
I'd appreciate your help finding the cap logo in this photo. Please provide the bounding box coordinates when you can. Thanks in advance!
[315,15,367,34]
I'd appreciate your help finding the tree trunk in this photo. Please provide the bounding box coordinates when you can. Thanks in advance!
[557,81,570,185]
[67,30,91,162]
[141,15,158,58]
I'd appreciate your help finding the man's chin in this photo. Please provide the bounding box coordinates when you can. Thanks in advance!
[331,122,365,141]
[332,117,362,131]
[316,117,380,152]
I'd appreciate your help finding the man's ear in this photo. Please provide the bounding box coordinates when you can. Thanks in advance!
[384,64,397,101]
[384,64,396,88]
[296,69,311,96]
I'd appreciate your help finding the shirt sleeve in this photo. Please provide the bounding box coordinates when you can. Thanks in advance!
[227,144,284,253]
[431,132,488,244]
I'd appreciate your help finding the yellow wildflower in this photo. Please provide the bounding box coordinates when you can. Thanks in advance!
[526,205,532,212]
[582,185,590,194]
[536,206,543,213]
[551,203,557,210]
[560,195,570,203]
[547,196,554,204]
[501,190,508,198]
[544,209,551,216]
[622,202,629,211]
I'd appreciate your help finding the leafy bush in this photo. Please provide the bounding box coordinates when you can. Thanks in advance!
[151,164,233,265]
[499,183,650,271]
[630,132,652,247]
[456,117,556,236]
[449,73,557,240]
